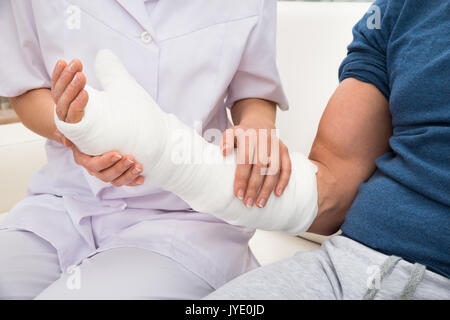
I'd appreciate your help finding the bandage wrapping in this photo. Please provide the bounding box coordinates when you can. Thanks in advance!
[55,50,318,235]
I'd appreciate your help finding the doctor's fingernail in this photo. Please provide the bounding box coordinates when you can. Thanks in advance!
[112,155,122,163]
[237,189,244,200]
[257,198,266,208]
[246,198,254,208]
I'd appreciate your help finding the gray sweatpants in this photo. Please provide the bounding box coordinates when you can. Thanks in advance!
[206,235,450,300]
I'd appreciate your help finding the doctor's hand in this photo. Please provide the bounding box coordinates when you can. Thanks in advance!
[51,59,145,187]
[71,146,145,187]
[221,105,291,209]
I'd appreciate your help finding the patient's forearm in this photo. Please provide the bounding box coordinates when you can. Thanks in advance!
[147,116,318,234]
[56,95,319,235]
[9,88,59,141]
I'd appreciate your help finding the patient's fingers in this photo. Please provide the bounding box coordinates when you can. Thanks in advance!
[51,60,67,91]
[65,89,88,124]
[58,72,86,123]
[53,59,83,120]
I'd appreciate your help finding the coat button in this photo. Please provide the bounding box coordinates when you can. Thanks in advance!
[140,31,153,44]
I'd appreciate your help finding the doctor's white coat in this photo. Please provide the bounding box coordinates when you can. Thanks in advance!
[0,0,288,289]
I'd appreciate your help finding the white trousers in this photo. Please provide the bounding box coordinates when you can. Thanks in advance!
[0,229,213,300]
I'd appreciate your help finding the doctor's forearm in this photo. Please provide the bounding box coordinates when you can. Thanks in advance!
[9,88,60,142]
[231,98,276,126]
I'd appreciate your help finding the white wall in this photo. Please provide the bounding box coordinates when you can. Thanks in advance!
[275,2,370,154]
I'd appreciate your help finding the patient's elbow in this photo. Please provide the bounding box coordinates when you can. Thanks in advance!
[306,207,345,236]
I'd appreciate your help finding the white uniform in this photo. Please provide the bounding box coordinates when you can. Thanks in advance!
[0,0,288,296]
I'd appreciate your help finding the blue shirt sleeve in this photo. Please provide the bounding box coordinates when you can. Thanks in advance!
[338,0,394,100]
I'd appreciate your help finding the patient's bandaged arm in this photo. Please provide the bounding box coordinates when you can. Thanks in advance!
[55,50,319,235]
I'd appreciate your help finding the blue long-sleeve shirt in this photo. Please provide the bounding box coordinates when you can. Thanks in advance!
[339,0,450,278]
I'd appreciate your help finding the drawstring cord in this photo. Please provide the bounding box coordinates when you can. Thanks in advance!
[364,256,402,300]
[399,263,426,300]
[363,256,426,300]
